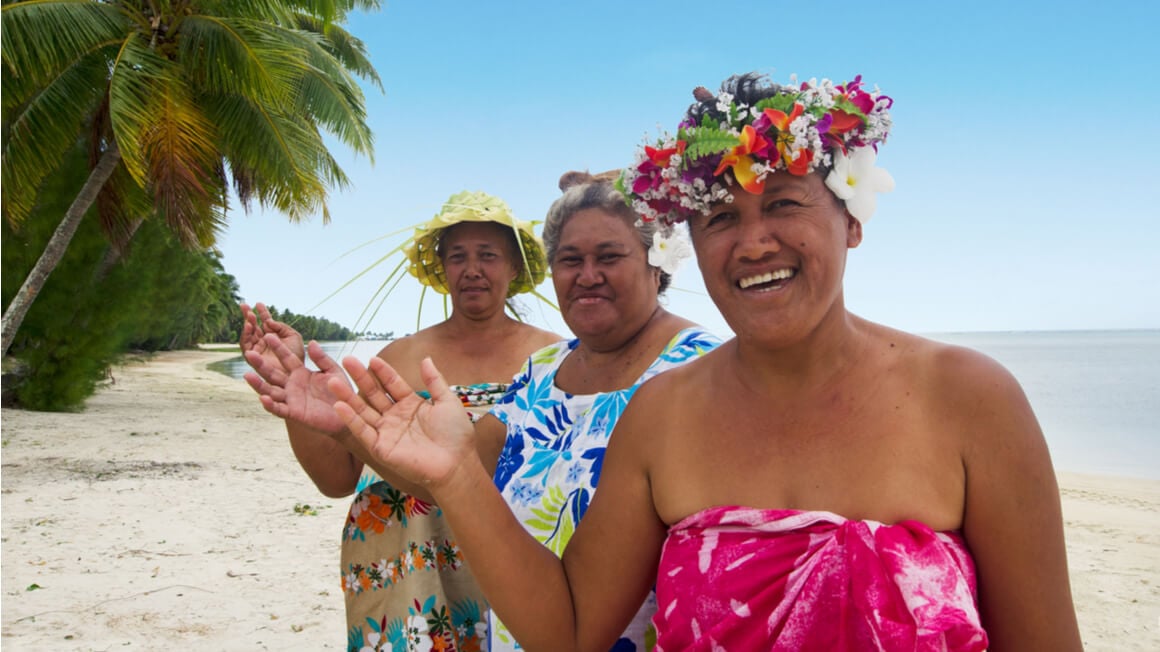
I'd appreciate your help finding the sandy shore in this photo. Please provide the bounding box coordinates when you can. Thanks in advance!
[2,350,1158,650]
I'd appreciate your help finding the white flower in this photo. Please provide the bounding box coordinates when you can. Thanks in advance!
[405,615,433,651]
[648,229,693,275]
[361,631,389,652]
[824,146,895,223]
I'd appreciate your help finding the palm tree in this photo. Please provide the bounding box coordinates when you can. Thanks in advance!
[1,0,382,355]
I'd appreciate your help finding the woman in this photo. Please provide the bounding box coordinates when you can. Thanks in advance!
[241,191,560,651]
[332,73,1083,650]
[248,176,722,651]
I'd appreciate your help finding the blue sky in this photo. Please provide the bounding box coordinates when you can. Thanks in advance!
[217,0,1160,339]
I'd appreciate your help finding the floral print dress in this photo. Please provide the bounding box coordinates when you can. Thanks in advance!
[342,384,508,652]
[487,328,722,651]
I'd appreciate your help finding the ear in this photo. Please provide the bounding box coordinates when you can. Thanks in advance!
[846,213,863,249]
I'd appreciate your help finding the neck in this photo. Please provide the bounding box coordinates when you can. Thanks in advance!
[578,304,664,358]
[442,307,518,339]
[729,307,868,394]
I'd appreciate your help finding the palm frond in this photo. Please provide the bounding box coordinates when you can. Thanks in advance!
[291,14,382,90]
[1,1,126,86]
[143,77,223,246]
[176,15,301,106]
[107,34,175,184]
[1,51,109,225]
[204,93,331,221]
[276,27,374,158]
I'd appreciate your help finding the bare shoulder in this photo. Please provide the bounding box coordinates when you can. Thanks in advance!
[623,343,719,429]
[875,326,1046,471]
[513,322,565,353]
[905,333,1026,414]
[374,332,431,387]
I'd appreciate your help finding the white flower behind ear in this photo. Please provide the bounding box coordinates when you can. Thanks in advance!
[648,229,693,275]
[825,147,895,223]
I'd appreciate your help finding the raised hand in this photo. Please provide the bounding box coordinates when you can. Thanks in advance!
[240,302,305,364]
[332,356,476,491]
[243,334,349,434]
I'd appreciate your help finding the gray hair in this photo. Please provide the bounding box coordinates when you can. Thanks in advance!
[542,178,671,294]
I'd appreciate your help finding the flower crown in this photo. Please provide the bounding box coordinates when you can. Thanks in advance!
[618,74,895,226]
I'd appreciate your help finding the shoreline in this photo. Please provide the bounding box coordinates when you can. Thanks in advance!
[2,349,1158,650]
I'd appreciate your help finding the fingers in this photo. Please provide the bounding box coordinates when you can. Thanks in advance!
[341,357,396,416]
[307,341,341,373]
[242,349,288,386]
[243,371,287,403]
[265,333,305,371]
[330,359,386,434]
[329,357,364,402]
[334,397,375,448]
[419,357,455,404]
[239,303,259,349]
[369,357,424,406]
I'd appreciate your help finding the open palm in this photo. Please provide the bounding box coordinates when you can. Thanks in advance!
[332,357,476,491]
[244,334,348,434]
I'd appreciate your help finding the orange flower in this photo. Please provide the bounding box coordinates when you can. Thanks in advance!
[646,140,687,166]
[785,148,814,176]
[712,125,771,193]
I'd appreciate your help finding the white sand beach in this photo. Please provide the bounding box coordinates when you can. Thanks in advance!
[2,349,1158,650]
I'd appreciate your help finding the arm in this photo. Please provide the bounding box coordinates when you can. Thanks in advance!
[954,351,1082,650]
[333,356,666,651]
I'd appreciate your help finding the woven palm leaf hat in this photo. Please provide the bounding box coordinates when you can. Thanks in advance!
[405,190,547,297]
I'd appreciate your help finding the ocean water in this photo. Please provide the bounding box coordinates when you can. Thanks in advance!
[213,330,1160,480]
[922,330,1159,480]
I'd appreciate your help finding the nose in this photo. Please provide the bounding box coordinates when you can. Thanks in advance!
[463,255,484,277]
[576,258,603,287]
[735,214,781,262]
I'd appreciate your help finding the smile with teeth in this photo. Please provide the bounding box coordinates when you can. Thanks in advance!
[738,268,795,289]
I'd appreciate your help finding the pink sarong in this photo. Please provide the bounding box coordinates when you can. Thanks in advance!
[653,507,988,651]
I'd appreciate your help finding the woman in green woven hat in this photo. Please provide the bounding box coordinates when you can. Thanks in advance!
[240,190,559,651]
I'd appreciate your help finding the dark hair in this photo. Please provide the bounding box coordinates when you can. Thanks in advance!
[685,72,787,126]
[685,72,840,207]
[543,172,671,294]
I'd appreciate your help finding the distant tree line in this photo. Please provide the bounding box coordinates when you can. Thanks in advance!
[258,306,375,343]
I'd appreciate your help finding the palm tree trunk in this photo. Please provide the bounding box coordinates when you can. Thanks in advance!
[92,216,144,282]
[1,143,123,356]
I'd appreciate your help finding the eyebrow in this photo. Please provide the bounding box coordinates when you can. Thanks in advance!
[445,241,501,252]
[557,241,632,253]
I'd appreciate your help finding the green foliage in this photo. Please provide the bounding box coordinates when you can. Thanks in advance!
[680,126,740,163]
[2,0,381,234]
[261,306,358,342]
[1,145,245,411]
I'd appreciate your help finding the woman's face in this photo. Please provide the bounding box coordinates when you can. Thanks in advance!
[551,208,661,347]
[688,171,862,346]
[440,222,520,319]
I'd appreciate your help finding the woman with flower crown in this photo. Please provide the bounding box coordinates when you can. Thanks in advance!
[244,177,722,651]
[329,72,1083,650]
[240,191,561,651]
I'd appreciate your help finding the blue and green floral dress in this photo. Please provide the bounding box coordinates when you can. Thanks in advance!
[487,327,721,651]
